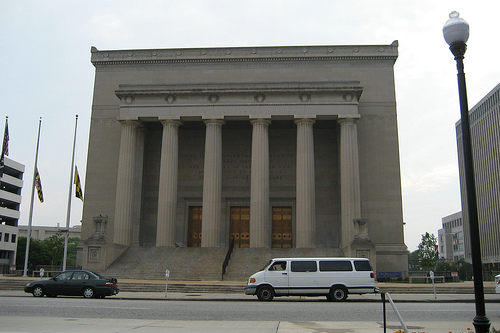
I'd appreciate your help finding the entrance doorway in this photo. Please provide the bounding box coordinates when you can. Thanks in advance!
[230,207,250,248]
[272,207,293,248]
[188,206,202,247]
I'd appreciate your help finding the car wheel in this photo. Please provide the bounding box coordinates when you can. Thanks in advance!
[256,286,274,301]
[32,285,45,297]
[329,286,347,302]
[83,287,95,299]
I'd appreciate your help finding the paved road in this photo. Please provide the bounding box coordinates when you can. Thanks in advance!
[3,295,500,321]
[1,293,500,332]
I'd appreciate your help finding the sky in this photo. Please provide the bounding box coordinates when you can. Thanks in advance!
[1,0,499,252]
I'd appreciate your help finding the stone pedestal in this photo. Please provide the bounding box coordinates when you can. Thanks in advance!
[346,218,376,271]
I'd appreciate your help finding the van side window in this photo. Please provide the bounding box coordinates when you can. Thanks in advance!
[269,261,287,271]
[291,261,317,272]
[319,260,352,271]
[354,260,372,271]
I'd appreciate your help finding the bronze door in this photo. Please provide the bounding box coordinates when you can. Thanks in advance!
[272,207,293,248]
[188,206,202,247]
[230,207,250,248]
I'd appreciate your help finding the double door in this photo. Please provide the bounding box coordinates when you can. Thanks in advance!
[187,206,292,248]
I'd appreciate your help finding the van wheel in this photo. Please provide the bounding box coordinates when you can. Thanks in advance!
[257,286,274,301]
[329,286,347,302]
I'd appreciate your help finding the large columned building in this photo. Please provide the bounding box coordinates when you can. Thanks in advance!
[80,41,408,277]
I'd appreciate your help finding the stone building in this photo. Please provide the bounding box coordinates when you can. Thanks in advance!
[80,41,408,278]
[457,83,500,268]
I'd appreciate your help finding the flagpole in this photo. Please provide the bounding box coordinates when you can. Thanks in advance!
[62,115,78,271]
[23,118,42,277]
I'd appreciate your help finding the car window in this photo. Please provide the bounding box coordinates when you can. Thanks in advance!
[89,271,104,279]
[291,261,317,272]
[319,260,353,271]
[55,272,73,281]
[269,261,287,271]
[72,272,89,280]
[354,260,373,271]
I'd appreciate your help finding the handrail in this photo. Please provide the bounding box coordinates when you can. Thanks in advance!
[381,292,409,333]
[221,236,235,280]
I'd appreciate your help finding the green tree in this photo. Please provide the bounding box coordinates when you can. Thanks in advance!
[15,237,51,271]
[16,232,81,272]
[417,232,438,271]
[407,250,422,271]
[42,232,65,266]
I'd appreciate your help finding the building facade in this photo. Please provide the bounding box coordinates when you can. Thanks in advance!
[81,42,408,277]
[18,225,81,241]
[0,157,25,274]
[438,211,465,262]
[456,83,500,266]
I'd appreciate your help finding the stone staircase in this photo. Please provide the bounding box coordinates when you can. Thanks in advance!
[100,246,345,282]
[222,247,345,282]
[101,247,227,281]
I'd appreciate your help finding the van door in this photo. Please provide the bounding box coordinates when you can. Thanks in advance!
[264,260,289,295]
[288,260,321,295]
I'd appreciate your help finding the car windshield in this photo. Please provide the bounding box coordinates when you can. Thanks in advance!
[260,260,273,272]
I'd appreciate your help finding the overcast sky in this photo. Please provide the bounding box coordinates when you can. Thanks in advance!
[1,0,499,252]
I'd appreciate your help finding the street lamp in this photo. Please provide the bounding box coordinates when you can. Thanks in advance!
[443,11,490,333]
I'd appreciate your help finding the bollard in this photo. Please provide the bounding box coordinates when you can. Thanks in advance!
[381,292,386,333]
[430,270,437,299]
[165,269,170,298]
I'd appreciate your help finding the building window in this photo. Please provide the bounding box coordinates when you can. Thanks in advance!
[11,234,16,243]
[4,233,9,242]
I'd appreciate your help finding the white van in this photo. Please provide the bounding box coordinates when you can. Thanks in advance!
[245,257,378,301]
[495,274,500,294]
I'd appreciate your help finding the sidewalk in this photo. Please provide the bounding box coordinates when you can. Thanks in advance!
[2,316,490,333]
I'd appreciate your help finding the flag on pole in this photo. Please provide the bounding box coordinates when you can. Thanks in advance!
[74,166,83,201]
[0,117,9,178]
[35,168,44,203]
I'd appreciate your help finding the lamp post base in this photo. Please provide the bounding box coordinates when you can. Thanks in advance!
[473,315,491,333]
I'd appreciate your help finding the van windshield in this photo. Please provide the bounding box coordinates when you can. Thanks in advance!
[260,260,273,271]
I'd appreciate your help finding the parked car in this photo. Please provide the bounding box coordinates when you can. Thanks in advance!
[496,274,500,294]
[24,270,119,298]
[245,257,378,301]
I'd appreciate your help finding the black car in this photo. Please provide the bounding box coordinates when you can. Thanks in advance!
[24,270,119,298]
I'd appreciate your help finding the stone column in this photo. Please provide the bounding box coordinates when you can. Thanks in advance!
[201,119,225,247]
[250,118,271,248]
[114,120,141,246]
[156,119,182,247]
[295,118,316,248]
[338,116,362,250]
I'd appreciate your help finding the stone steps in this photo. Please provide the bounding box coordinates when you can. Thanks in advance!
[222,247,345,282]
[101,247,226,281]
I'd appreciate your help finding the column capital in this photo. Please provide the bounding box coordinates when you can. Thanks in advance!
[294,118,316,125]
[203,118,225,126]
[250,118,272,126]
[118,119,143,127]
[160,119,183,127]
[337,115,361,124]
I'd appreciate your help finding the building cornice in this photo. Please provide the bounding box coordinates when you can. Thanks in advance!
[91,41,398,67]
